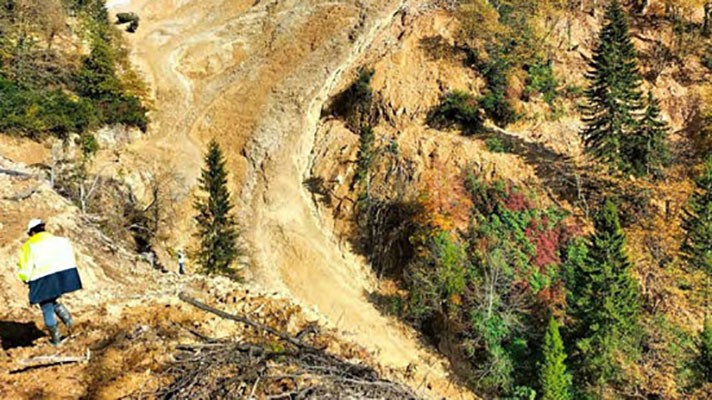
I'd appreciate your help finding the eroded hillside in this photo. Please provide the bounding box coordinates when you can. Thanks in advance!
[2,0,711,399]
[2,0,477,399]
[306,0,712,398]
[112,0,477,398]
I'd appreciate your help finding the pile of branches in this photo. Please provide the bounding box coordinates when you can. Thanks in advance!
[153,294,420,400]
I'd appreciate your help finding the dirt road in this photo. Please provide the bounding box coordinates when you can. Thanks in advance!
[115,0,475,398]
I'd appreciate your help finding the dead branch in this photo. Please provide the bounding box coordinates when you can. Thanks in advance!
[148,295,421,400]
[10,349,91,374]
[79,215,133,257]
[0,167,35,178]
[2,185,40,201]
[178,292,316,351]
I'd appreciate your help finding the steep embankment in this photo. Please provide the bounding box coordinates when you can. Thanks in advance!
[112,0,474,398]
[0,153,155,312]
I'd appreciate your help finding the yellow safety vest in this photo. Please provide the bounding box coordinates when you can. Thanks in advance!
[17,232,77,283]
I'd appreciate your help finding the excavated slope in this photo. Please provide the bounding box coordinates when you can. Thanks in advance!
[113,0,475,398]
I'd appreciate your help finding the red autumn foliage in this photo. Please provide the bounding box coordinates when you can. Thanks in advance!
[525,216,562,269]
[504,189,532,212]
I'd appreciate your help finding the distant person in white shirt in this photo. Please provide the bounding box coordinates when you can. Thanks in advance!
[178,249,186,275]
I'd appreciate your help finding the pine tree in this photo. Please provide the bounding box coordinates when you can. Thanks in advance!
[625,92,670,177]
[581,0,644,170]
[682,157,712,276]
[540,317,572,400]
[194,139,239,275]
[568,200,642,391]
[353,125,375,188]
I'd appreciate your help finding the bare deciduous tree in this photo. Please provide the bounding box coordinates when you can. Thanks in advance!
[38,0,66,50]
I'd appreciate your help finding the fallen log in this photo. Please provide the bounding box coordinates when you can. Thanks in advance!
[178,292,317,351]
[0,167,33,178]
[3,185,40,201]
[10,349,91,374]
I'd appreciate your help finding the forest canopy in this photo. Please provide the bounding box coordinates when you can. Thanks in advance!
[0,0,148,139]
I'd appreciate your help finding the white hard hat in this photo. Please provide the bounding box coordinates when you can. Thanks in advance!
[27,219,45,233]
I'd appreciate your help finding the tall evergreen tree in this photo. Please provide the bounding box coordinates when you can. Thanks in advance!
[682,157,712,276]
[353,125,375,189]
[568,200,642,392]
[540,317,572,400]
[581,0,644,171]
[626,92,670,177]
[194,139,239,275]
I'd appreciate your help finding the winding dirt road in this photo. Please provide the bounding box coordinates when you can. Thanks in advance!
[113,0,474,398]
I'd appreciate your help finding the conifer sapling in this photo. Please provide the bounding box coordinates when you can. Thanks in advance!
[194,139,240,275]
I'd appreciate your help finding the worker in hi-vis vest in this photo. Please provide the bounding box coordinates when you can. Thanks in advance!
[17,219,83,346]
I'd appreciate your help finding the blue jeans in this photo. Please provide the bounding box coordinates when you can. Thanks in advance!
[39,298,59,329]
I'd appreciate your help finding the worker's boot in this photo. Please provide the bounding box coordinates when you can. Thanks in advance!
[54,303,73,335]
[47,325,62,346]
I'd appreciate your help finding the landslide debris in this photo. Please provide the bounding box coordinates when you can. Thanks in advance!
[157,295,420,400]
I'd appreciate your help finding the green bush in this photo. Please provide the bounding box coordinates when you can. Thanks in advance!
[98,94,149,132]
[0,75,96,138]
[476,46,518,125]
[0,0,148,139]
[353,125,375,186]
[429,90,483,134]
[562,84,584,100]
[485,137,514,153]
[330,68,376,131]
[77,133,99,157]
[0,77,43,135]
[41,92,96,137]
[525,60,558,105]
[480,90,517,125]
[406,231,468,321]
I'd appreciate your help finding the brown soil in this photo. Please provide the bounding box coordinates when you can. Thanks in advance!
[110,0,478,398]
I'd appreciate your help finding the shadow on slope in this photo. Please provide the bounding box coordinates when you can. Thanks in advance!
[0,320,46,349]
